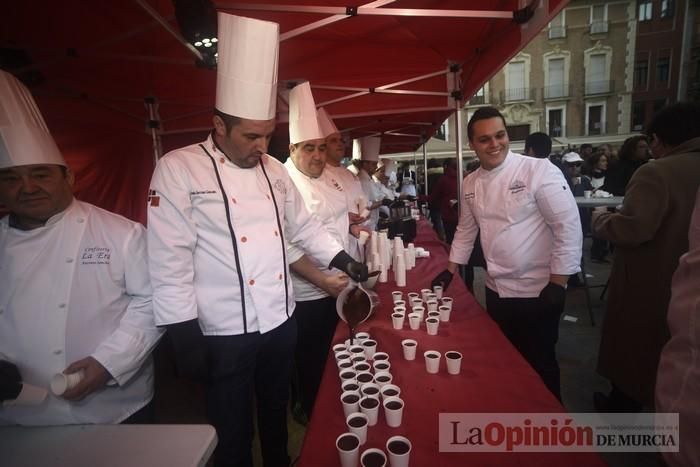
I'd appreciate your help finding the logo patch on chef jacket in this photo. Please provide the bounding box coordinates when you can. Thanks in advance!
[147,189,160,207]
[330,178,344,192]
[81,247,111,265]
[508,180,527,194]
[273,179,287,195]
[464,192,475,200]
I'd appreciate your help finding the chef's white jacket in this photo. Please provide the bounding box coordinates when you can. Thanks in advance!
[284,159,349,301]
[358,169,384,230]
[0,200,162,425]
[449,151,582,297]
[324,164,365,260]
[148,135,344,335]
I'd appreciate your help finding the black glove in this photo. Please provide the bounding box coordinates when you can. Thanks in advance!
[381,198,394,207]
[538,282,566,309]
[431,270,454,291]
[166,319,208,383]
[0,360,22,402]
[330,251,369,282]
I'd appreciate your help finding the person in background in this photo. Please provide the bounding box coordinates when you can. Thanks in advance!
[397,161,418,198]
[147,14,366,467]
[353,136,388,231]
[583,151,610,263]
[431,107,582,400]
[426,158,445,240]
[524,132,552,159]
[284,83,362,422]
[592,102,700,412]
[580,143,594,161]
[0,70,163,425]
[602,135,650,196]
[656,187,700,467]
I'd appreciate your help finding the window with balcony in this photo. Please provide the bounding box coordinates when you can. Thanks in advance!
[506,61,529,101]
[587,103,606,135]
[546,58,566,99]
[660,0,674,18]
[638,0,652,21]
[656,56,670,83]
[632,101,645,131]
[547,106,565,137]
[548,11,566,39]
[634,58,649,89]
[590,5,608,34]
[586,53,610,94]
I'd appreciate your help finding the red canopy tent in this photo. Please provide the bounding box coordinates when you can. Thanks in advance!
[1,0,567,222]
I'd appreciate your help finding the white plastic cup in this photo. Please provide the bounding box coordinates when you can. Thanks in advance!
[427,311,441,320]
[438,305,452,322]
[351,355,367,365]
[372,352,389,362]
[432,285,444,299]
[338,358,354,371]
[424,350,441,374]
[50,371,84,396]
[584,190,592,199]
[380,383,401,400]
[393,306,406,315]
[408,313,421,330]
[359,396,381,426]
[355,332,371,343]
[346,412,369,446]
[420,288,432,301]
[342,380,360,393]
[412,306,425,320]
[392,291,403,303]
[441,297,453,310]
[386,435,412,467]
[393,299,406,309]
[426,300,439,312]
[372,360,391,372]
[349,345,365,359]
[333,343,348,354]
[356,371,375,386]
[362,339,377,359]
[445,350,463,375]
[410,298,423,310]
[337,432,361,467]
[407,292,420,301]
[358,230,370,246]
[360,382,381,399]
[383,396,405,428]
[354,362,371,373]
[426,317,439,336]
[391,313,405,330]
[374,371,393,387]
[401,339,418,360]
[360,448,387,467]
[341,390,361,418]
[340,369,358,383]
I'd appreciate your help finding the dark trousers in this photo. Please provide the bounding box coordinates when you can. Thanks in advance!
[206,317,297,467]
[294,297,338,418]
[485,288,564,400]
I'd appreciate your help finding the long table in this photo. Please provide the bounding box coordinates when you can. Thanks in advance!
[297,221,606,466]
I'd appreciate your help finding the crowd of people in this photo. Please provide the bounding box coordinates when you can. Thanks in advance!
[2,11,699,467]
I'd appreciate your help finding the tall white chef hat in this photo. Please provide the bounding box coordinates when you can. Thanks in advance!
[352,138,362,160]
[357,136,381,162]
[0,71,66,169]
[288,82,324,145]
[215,13,279,120]
[317,107,339,138]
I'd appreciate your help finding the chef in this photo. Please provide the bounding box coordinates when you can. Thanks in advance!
[353,136,389,230]
[0,70,163,425]
[284,82,368,420]
[317,107,366,260]
[147,14,366,467]
[431,107,581,400]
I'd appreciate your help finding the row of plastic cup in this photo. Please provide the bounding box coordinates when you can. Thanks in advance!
[337,433,412,467]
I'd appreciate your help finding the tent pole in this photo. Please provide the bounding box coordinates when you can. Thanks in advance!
[422,141,428,196]
[145,97,163,165]
[454,95,464,212]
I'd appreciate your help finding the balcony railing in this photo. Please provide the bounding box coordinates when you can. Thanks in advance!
[548,25,566,39]
[590,20,608,34]
[585,80,614,95]
[543,84,572,99]
[586,120,608,136]
[547,124,566,138]
[500,87,536,102]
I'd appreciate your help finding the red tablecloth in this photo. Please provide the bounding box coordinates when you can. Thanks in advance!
[298,221,606,466]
